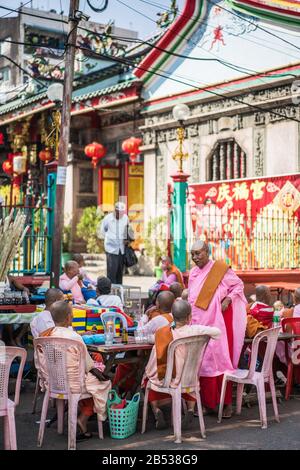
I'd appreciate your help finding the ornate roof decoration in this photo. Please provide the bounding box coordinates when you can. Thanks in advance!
[226,0,300,27]
[133,0,207,85]
[156,0,178,29]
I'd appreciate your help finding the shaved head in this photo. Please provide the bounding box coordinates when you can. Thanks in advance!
[64,260,79,279]
[256,285,271,306]
[45,288,64,309]
[294,288,300,304]
[181,288,189,300]
[169,282,183,299]
[50,301,73,326]
[191,240,210,269]
[156,291,175,313]
[191,240,209,253]
[172,299,191,323]
[161,255,173,271]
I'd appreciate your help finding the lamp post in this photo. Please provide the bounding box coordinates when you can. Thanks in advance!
[170,103,191,273]
[43,83,64,282]
[51,0,80,288]
[44,83,63,160]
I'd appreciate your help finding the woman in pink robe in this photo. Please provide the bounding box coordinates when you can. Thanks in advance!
[188,241,247,416]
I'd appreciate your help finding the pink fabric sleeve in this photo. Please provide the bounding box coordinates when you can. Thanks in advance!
[164,273,177,286]
[59,275,79,291]
[223,269,247,304]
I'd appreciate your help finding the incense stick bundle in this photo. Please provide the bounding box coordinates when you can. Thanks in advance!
[0,211,28,281]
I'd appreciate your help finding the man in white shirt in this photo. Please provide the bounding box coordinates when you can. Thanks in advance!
[98,201,129,284]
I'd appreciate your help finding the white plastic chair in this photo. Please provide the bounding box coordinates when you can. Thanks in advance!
[111,284,125,304]
[101,312,128,335]
[142,334,211,443]
[218,326,281,429]
[34,337,104,450]
[0,346,27,450]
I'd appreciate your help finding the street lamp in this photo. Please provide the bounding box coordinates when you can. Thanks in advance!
[44,83,64,160]
[172,103,190,173]
[169,103,191,274]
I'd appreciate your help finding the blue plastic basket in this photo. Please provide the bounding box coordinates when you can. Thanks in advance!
[107,389,140,439]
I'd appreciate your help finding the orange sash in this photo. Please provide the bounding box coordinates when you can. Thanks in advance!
[282,307,294,319]
[156,325,176,380]
[148,308,165,321]
[40,327,55,337]
[195,260,229,310]
[161,313,173,324]
[167,265,184,288]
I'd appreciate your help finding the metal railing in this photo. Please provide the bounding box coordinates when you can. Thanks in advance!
[1,197,52,275]
[190,210,300,270]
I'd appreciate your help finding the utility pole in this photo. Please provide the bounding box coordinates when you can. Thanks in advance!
[51,0,80,287]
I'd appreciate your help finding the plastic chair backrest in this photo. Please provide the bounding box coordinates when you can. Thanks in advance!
[282,317,300,335]
[282,317,300,359]
[34,337,86,396]
[111,284,125,304]
[247,327,281,380]
[163,335,210,389]
[0,346,27,410]
[101,312,128,334]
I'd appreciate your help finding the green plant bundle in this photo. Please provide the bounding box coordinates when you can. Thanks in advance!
[144,215,168,265]
[76,206,104,254]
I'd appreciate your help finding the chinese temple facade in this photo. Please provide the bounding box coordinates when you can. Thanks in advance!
[0,1,300,274]
[136,0,300,271]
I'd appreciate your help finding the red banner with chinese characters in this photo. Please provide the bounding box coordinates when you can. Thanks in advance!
[188,174,300,270]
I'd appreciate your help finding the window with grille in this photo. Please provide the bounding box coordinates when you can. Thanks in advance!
[207,139,246,181]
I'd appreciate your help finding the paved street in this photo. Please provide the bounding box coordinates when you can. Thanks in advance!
[5,382,300,450]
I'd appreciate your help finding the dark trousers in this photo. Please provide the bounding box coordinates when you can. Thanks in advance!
[106,251,124,284]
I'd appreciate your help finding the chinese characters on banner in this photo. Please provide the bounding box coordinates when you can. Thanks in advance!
[188,175,300,270]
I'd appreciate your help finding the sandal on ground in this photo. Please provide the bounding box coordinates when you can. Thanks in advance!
[222,406,232,419]
[76,431,93,441]
[154,409,167,430]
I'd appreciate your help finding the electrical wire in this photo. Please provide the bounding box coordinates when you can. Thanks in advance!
[136,0,300,54]
[0,0,32,19]
[74,43,300,123]
[136,0,300,59]
[115,0,300,82]
[0,3,296,81]
[207,0,300,53]
[0,3,298,120]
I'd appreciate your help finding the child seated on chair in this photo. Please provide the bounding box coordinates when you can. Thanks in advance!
[142,299,220,430]
[59,261,87,305]
[141,291,175,334]
[39,301,111,439]
[112,291,175,395]
[30,288,64,338]
[87,276,123,309]
[72,254,96,287]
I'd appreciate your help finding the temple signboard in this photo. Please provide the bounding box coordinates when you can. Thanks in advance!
[188,174,300,270]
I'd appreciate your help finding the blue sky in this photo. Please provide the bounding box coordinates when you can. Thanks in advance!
[0,0,185,38]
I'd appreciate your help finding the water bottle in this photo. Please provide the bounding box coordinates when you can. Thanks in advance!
[272,311,280,329]
[105,321,114,346]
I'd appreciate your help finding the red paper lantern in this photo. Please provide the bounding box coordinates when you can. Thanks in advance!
[39,148,52,163]
[84,141,106,168]
[0,133,4,145]
[122,137,142,163]
[2,160,13,175]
